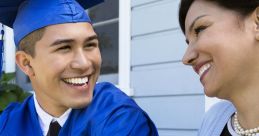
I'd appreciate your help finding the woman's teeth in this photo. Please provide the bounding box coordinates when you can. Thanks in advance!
[198,63,211,77]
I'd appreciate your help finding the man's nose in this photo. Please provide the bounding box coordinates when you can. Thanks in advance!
[70,50,91,70]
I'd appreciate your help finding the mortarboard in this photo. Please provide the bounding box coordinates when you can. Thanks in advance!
[0,0,103,76]
[0,0,104,46]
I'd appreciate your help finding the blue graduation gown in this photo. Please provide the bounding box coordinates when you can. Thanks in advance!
[0,82,158,136]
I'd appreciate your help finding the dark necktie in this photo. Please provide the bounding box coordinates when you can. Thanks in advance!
[47,121,61,136]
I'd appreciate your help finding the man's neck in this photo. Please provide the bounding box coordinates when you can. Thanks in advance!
[33,94,71,127]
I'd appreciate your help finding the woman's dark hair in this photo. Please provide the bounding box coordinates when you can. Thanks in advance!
[178,0,259,34]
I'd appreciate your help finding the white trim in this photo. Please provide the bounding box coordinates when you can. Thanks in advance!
[118,0,133,96]
[3,25,15,73]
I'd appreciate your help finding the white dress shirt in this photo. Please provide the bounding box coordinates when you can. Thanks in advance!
[34,95,71,136]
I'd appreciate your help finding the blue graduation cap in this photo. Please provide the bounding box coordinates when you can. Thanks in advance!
[0,0,103,76]
[0,0,104,45]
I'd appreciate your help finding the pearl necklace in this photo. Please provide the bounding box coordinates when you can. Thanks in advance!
[233,112,259,136]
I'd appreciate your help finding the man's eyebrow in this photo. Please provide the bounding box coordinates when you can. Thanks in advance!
[50,35,98,46]
[188,15,208,34]
[50,39,74,46]
[84,35,98,43]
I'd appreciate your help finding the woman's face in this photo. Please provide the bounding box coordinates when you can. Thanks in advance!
[182,0,259,99]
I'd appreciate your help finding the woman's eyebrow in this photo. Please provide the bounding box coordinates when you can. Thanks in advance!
[188,15,208,34]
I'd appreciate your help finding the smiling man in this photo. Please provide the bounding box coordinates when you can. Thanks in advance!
[0,0,158,136]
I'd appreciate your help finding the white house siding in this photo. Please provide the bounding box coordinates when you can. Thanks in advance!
[131,0,204,135]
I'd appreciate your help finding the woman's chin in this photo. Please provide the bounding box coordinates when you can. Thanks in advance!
[203,87,217,98]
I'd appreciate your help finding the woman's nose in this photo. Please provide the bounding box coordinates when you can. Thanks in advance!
[182,46,198,65]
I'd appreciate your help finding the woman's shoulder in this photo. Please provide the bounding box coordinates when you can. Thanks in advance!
[206,100,235,117]
[198,100,236,136]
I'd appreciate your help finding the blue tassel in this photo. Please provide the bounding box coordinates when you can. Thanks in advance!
[0,24,4,78]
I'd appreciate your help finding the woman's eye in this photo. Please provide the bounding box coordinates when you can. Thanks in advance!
[194,25,207,35]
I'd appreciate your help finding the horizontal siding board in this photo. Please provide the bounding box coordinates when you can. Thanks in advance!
[131,63,203,96]
[131,0,161,7]
[131,0,205,134]
[131,29,186,66]
[134,95,204,129]
[158,129,198,136]
[132,0,180,36]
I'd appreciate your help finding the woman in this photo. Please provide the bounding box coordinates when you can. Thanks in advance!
[178,0,259,135]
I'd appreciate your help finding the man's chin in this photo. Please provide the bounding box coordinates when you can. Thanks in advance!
[69,99,93,109]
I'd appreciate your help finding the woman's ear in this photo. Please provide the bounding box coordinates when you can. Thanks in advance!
[15,51,35,77]
[255,7,259,40]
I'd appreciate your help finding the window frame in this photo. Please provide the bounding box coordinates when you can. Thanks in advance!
[118,0,133,96]
[3,25,16,73]
[94,0,133,96]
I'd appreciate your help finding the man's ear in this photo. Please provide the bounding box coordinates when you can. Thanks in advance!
[254,7,259,40]
[15,51,34,77]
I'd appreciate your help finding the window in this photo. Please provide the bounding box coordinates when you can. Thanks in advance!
[89,0,133,96]
[88,0,119,84]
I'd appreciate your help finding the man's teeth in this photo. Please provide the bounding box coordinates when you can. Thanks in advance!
[198,63,211,77]
[64,77,88,84]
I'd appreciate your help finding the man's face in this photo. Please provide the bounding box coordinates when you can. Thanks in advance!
[27,22,101,116]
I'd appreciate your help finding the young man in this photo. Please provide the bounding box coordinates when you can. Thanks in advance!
[0,0,158,136]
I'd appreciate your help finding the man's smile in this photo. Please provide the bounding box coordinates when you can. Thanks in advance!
[63,76,89,86]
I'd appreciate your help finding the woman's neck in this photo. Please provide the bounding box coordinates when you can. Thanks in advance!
[230,85,259,129]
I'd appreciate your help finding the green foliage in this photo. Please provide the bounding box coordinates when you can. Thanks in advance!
[0,73,31,113]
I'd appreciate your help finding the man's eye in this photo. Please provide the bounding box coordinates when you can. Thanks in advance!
[194,25,207,35]
[57,45,71,51]
[84,43,97,49]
